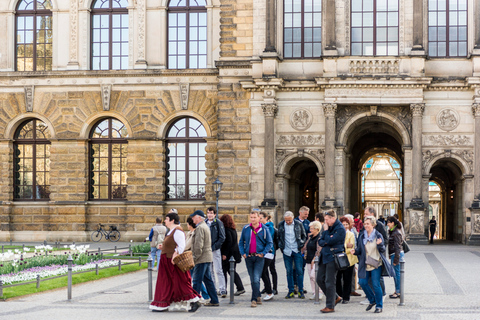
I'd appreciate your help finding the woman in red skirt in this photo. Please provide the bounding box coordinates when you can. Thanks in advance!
[150,211,201,312]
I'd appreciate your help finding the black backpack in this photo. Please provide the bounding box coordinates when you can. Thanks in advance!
[273,227,279,251]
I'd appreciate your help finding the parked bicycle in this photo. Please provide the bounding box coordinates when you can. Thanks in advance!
[91,224,121,242]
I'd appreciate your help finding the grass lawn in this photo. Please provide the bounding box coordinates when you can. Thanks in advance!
[0,262,148,300]
[1,245,62,252]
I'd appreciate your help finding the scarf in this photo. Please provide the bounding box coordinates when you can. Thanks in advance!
[363,229,377,246]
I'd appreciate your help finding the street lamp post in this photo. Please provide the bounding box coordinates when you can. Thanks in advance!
[213,178,223,218]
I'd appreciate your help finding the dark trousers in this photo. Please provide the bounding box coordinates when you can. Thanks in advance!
[261,257,273,294]
[430,228,435,243]
[269,254,278,291]
[245,256,265,302]
[192,262,219,304]
[316,260,338,309]
[336,264,355,301]
[222,259,244,291]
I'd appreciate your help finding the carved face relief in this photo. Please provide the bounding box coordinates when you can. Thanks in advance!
[290,109,313,131]
[436,109,459,131]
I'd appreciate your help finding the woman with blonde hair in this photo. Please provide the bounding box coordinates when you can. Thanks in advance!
[302,220,323,300]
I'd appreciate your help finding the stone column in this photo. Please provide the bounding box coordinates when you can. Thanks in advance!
[264,0,276,52]
[322,103,336,207]
[468,104,480,244]
[410,103,425,208]
[475,1,480,49]
[324,0,336,51]
[261,101,278,207]
[411,0,424,51]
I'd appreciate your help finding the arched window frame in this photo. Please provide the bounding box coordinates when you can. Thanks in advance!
[15,0,53,71]
[89,118,128,201]
[167,0,208,69]
[283,0,323,59]
[350,0,399,56]
[166,117,207,200]
[428,0,467,58]
[90,0,129,70]
[13,119,51,201]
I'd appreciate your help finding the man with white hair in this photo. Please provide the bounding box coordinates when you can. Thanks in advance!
[278,211,307,299]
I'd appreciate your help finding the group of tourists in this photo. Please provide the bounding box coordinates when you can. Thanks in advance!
[147,205,406,314]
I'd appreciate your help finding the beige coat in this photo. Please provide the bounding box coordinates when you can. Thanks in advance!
[150,224,167,248]
[191,220,213,264]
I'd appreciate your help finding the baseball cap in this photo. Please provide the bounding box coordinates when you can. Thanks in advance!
[189,210,205,218]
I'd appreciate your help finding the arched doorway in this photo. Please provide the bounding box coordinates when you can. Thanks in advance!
[287,160,319,221]
[428,159,465,242]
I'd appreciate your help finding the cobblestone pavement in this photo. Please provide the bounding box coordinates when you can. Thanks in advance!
[1,241,480,320]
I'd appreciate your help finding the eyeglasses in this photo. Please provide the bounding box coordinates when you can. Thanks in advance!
[324,211,334,217]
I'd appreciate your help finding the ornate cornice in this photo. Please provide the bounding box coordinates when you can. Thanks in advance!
[410,103,425,117]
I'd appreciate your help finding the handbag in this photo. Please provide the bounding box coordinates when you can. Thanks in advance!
[366,255,381,268]
[333,252,350,270]
[402,240,410,253]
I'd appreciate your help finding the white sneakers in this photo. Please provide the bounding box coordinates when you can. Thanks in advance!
[360,298,370,305]
[264,293,274,301]
[309,293,323,300]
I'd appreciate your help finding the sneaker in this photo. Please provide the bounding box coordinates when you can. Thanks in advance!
[264,293,274,301]
[198,298,208,304]
[298,292,305,299]
[360,298,370,305]
[257,297,262,305]
[221,292,227,298]
[309,294,316,300]
[204,302,219,307]
[234,289,246,296]
[285,292,295,299]
[251,300,257,308]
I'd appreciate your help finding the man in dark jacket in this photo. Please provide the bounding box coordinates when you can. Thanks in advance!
[317,209,346,313]
[278,211,307,299]
[206,207,226,297]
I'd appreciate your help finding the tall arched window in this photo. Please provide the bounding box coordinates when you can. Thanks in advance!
[428,0,467,57]
[168,0,207,69]
[284,0,322,59]
[14,119,51,200]
[351,0,399,56]
[91,0,129,70]
[89,118,128,200]
[15,0,53,71]
[166,118,207,200]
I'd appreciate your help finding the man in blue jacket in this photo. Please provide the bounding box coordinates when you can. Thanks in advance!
[206,207,226,297]
[317,209,346,313]
[239,210,273,308]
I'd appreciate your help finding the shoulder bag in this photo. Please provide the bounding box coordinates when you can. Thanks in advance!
[332,248,350,271]
[402,240,410,253]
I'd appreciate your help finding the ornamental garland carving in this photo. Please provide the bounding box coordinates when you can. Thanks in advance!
[101,85,112,111]
[24,86,34,112]
[436,109,459,131]
[424,135,471,146]
[69,0,78,62]
[277,135,324,146]
[136,0,146,61]
[180,83,190,110]
[290,109,313,131]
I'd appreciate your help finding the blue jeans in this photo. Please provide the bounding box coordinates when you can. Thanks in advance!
[192,262,219,304]
[201,283,210,299]
[150,247,161,267]
[283,251,304,294]
[390,252,405,293]
[245,256,265,302]
[359,266,383,309]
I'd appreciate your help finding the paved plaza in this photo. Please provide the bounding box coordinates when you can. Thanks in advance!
[1,242,480,320]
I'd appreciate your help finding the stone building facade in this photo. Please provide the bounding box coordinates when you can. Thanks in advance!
[0,0,480,244]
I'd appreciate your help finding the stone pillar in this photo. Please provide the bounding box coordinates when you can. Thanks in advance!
[264,0,276,52]
[261,98,278,207]
[323,0,336,53]
[475,1,480,50]
[410,103,425,208]
[411,0,425,52]
[468,104,480,244]
[322,103,336,208]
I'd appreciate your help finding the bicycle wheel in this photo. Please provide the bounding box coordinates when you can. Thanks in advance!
[108,230,121,242]
[91,230,103,242]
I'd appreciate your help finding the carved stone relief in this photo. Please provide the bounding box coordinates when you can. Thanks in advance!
[69,0,78,62]
[424,135,471,146]
[410,210,424,234]
[290,109,313,131]
[180,83,190,110]
[474,214,480,234]
[136,0,146,62]
[101,85,112,111]
[383,106,412,136]
[422,149,473,173]
[275,148,325,170]
[24,86,34,112]
[436,108,459,131]
[262,103,278,117]
[277,135,324,146]
[335,105,365,139]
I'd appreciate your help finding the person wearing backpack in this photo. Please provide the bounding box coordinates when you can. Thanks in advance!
[148,216,167,270]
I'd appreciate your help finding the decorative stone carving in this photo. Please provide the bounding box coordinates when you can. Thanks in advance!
[437,108,459,131]
[335,105,366,138]
[472,103,480,117]
[349,59,399,75]
[474,214,480,234]
[383,106,412,136]
[424,135,471,146]
[69,0,78,62]
[422,149,474,173]
[370,105,377,116]
[180,83,190,110]
[422,150,441,171]
[323,103,337,117]
[325,88,423,97]
[101,85,112,111]
[136,0,146,62]
[277,135,324,146]
[459,150,474,173]
[24,86,34,112]
[310,149,325,166]
[410,103,425,117]
[290,109,313,131]
[275,148,325,169]
[410,210,424,234]
[262,103,278,117]
[275,149,290,168]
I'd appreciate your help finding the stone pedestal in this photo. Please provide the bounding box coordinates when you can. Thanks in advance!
[406,208,428,244]
[259,205,278,225]
[467,209,480,245]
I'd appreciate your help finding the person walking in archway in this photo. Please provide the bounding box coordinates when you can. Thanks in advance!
[429,216,437,244]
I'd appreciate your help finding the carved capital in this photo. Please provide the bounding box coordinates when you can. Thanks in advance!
[24,86,34,112]
[322,103,337,117]
[472,103,480,117]
[262,103,278,117]
[410,103,425,117]
[101,85,112,111]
